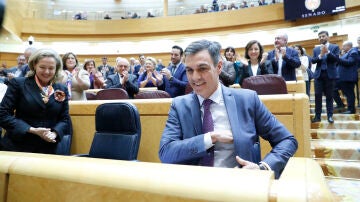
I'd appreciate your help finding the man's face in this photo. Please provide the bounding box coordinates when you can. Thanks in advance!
[17,55,26,66]
[274,35,287,49]
[115,60,129,74]
[342,44,351,53]
[139,55,146,65]
[185,50,222,99]
[318,33,329,45]
[102,57,108,65]
[170,48,182,65]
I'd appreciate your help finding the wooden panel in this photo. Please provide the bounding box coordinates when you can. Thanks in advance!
[0,174,8,202]
[6,154,273,202]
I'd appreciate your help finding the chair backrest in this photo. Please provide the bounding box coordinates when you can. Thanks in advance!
[241,75,288,95]
[95,88,129,100]
[55,118,73,155]
[86,92,97,100]
[89,102,141,160]
[135,90,171,99]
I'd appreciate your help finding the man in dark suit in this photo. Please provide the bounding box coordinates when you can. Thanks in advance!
[336,41,359,114]
[159,40,298,179]
[267,33,301,81]
[3,54,26,84]
[311,31,340,123]
[158,45,188,97]
[105,57,139,98]
[97,56,114,79]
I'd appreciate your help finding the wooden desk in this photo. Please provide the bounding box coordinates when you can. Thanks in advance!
[0,152,333,202]
[69,93,310,163]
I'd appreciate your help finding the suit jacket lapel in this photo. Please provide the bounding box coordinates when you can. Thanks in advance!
[221,86,240,147]
[25,78,46,109]
[190,93,202,135]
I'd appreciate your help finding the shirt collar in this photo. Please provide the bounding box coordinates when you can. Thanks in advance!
[171,62,182,68]
[197,83,222,106]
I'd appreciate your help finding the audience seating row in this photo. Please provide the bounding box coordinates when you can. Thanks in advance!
[0,152,333,201]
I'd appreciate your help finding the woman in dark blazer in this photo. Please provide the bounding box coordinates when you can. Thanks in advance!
[0,49,70,154]
[238,40,274,86]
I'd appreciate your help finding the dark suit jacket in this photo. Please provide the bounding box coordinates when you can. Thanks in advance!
[268,47,301,81]
[105,73,139,98]
[0,77,70,153]
[338,48,358,82]
[3,66,26,84]
[159,85,298,178]
[97,65,115,79]
[311,43,340,79]
[159,63,188,98]
[219,60,236,87]
[238,60,274,85]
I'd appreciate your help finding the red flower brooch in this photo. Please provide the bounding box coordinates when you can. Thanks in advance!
[54,90,66,102]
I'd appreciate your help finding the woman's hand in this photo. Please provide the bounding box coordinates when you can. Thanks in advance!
[28,127,56,143]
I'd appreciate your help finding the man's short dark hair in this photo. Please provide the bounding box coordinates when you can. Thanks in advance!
[318,31,329,36]
[184,40,221,66]
[172,45,183,56]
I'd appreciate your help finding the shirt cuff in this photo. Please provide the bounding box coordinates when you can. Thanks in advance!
[204,132,214,150]
[259,161,272,171]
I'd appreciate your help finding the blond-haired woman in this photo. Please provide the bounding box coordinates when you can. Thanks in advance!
[137,57,163,88]
[0,49,70,153]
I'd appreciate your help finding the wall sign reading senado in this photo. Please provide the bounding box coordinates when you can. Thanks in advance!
[284,0,346,21]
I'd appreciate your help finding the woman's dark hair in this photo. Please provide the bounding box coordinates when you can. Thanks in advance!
[224,46,236,61]
[293,44,304,56]
[244,40,264,62]
[62,52,79,70]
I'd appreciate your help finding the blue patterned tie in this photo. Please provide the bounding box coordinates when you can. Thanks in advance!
[200,99,214,166]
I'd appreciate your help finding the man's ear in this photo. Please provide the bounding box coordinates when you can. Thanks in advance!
[217,60,223,74]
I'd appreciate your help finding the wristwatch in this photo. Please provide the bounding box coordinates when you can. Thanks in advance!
[259,163,268,170]
[169,76,174,81]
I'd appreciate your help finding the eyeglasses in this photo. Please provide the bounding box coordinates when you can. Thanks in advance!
[117,65,128,68]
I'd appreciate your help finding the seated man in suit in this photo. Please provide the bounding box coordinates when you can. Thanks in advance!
[4,54,26,84]
[159,40,298,179]
[105,57,139,98]
[267,33,301,81]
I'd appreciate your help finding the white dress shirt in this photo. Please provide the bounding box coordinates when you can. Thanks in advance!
[198,83,237,168]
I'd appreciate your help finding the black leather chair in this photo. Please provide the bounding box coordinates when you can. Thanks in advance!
[55,118,73,155]
[77,102,141,160]
[135,90,171,99]
[241,75,288,95]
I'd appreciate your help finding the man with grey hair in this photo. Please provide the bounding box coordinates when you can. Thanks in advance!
[105,57,139,98]
[333,41,358,114]
[267,33,301,81]
[4,54,26,84]
[159,39,298,179]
